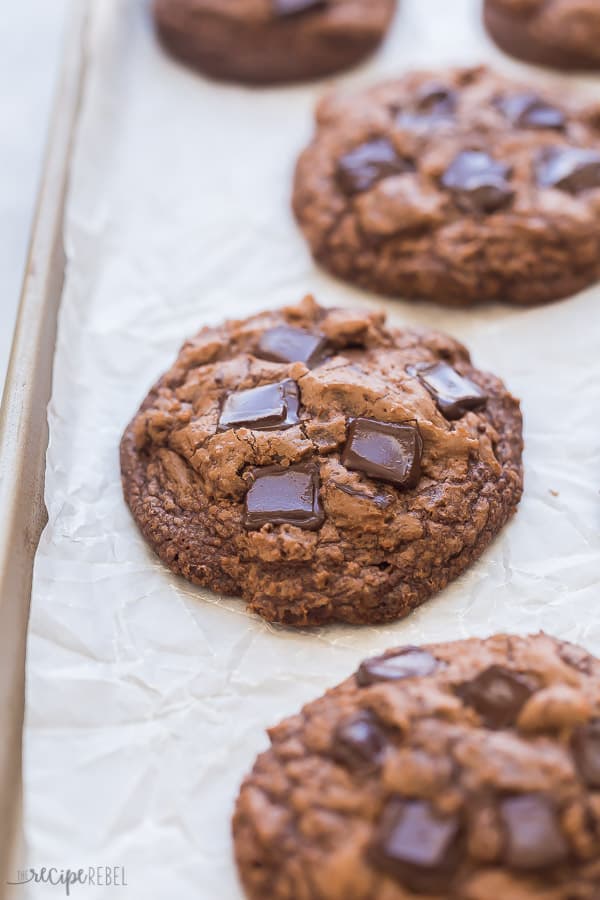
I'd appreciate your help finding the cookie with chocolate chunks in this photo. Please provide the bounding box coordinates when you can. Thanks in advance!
[293,65,600,306]
[153,0,397,86]
[120,297,522,626]
[234,633,600,898]
[484,0,600,71]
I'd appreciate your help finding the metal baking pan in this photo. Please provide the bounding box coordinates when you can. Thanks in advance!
[0,2,89,893]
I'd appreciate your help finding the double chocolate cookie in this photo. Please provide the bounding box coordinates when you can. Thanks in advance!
[120,297,523,626]
[153,0,397,85]
[484,0,600,71]
[234,633,600,899]
[293,66,600,306]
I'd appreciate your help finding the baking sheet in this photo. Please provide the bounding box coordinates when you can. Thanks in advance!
[23,0,600,897]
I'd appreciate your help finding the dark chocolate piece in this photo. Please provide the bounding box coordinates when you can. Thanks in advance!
[357,647,439,686]
[332,713,386,770]
[341,418,423,489]
[332,481,392,509]
[558,643,593,674]
[372,799,462,892]
[256,326,328,368]
[337,138,414,195]
[218,380,300,432]
[272,0,326,16]
[416,84,456,117]
[397,84,456,129]
[536,146,600,193]
[572,719,600,788]
[456,665,533,729]
[411,361,487,420]
[244,463,324,530]
[500,795,569,870]
[497,94,565,130]
[441,150,514,213]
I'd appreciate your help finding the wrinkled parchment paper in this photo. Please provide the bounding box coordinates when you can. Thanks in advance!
[23,0,600,896]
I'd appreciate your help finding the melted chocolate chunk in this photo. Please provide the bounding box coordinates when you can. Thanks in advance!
[332,712,386,770]
[456,665,533,729]
[256,326,328,368]
[244,464,324,530]
[572,719,600,788]
[559,643,593,674]
[272,0,326,16]
[441,150,515,213]
[372,799,462,892]
[417,84,456,116]
[397,84,457,129]
[411,361,487,420]
[500,795,569,870]
[357,647,439,687]
[497,94,565,131]
[337,138,414,195]
[333,482,392,509]
[341,419,423,489]
[218,380,300,432]
[536,146,600,193]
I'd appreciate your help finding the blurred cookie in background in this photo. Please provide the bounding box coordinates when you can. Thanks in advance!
[484,0,600,71]
[153,0,397,85]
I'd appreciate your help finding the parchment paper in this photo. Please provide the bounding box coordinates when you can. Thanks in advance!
[23,0,600,896]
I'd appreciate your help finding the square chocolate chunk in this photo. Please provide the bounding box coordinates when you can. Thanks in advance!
[218,380,300,432]
[244,464,324,530]
[572,720,600,787]
[411,362,487,420]
[372,799,462,892]
[272,0,326,16]
[337,138,413,195]
[342,418,423,488]
[256,326,328,368]
[536,146,600,193]
[500,795,568,869]
[357,647,439,686]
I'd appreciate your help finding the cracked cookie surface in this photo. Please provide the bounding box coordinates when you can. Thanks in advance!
[153,0,396,85]
[292,66,600,306]
[120,296,523,626]
[233,633,600,899]
[484,0,600,70]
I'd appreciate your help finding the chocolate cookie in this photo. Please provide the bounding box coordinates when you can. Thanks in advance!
[153,0,397,85]
[293,66,600,306]
[120,297,523,626]
[234,633,600,899]
[484,0,600,71]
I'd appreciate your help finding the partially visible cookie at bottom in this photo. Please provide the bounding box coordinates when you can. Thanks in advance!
[233,633,600,899]
[120,296,523,626]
